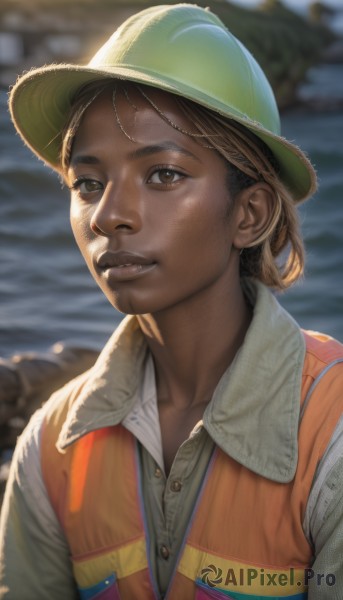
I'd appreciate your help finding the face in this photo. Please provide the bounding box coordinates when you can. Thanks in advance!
[67,86,242,316]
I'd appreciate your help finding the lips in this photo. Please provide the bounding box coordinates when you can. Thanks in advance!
[96,250,157,282]
[97,250,155,269]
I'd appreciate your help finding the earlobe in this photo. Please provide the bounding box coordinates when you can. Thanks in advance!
[233,183,277,250]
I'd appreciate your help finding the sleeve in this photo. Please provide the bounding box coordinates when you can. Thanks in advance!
[0,407,78,599]
[307,451,343,599]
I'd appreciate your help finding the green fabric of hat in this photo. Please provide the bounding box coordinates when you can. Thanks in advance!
[9,3,316,202]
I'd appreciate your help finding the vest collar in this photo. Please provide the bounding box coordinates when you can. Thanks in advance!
[57,280,305,483]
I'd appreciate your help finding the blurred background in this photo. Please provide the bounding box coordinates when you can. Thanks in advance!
[0,0,342,358]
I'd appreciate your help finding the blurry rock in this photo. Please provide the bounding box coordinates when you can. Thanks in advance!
[0,361,23,424]
[0,343,99,507]
[9,342,99,417]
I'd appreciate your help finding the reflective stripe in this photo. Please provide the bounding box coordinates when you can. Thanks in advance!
[178,545,307,596]
[72,537,148,588]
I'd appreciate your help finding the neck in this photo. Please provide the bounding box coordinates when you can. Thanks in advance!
[137,278,252,409]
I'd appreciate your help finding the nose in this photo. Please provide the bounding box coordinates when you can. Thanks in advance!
[90,181,142,236]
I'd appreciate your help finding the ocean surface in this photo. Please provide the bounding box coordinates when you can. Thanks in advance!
[0,63,342,358]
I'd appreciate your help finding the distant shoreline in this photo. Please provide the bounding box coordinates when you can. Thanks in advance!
[0,0,341,107]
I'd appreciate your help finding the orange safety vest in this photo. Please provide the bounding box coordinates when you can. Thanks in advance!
[41,331,343,600]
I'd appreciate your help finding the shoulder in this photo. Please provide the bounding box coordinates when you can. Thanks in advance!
[298,332,343,548]
[1,402,66,541]
[296,330,343,501]
[41,368,92,429]
[303,329,343,372]
[301,330,343,409]
[5,365,89,489]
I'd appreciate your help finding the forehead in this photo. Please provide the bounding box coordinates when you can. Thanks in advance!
[68,83,233,187]
[114,83,185,115]
[76,83,199,142]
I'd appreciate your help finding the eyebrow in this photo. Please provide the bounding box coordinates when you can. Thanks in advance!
[70,141,201,168]
[128,142,200,162]
[69,155,101,168]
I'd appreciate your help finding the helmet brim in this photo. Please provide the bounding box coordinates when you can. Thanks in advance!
[9,3,317,203]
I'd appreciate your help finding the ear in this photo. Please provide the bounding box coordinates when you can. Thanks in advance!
[232,183,276,250]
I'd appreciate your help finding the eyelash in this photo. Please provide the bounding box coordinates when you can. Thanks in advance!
[69,177,103,194]
[69,166,186,197]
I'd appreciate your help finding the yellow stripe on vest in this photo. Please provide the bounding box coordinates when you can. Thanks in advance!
[72,537,148,588]
[178,544,307,596]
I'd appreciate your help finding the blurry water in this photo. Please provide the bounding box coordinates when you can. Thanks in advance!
[0,65,342,358]
[279,66,343,339]
[0,93,118,356]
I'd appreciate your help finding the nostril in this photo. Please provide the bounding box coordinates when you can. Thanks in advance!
[91,221,134,236]
[90,221,102,235]
[115,223,133,231]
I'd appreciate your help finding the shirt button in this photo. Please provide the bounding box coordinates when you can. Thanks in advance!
[160,545,170,560]
[154,467,162,478]
[170,480,182,492]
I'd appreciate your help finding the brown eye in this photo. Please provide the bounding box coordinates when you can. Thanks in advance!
[71,178,103,195]
[159,169,177,184]
[148,168,184,185]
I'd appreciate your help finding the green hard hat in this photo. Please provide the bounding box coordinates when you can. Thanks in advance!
[9,3,316,202]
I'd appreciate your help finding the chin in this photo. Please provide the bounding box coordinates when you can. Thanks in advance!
[103,289,158,316]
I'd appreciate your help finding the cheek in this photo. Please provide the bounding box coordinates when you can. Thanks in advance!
[184,190,233,244]
[159,192,234,272]
[70,200,94,261]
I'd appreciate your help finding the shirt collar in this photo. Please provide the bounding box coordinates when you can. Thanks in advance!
[203,279,305,482]
[57,315,148,449]
[57,280,305,483]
